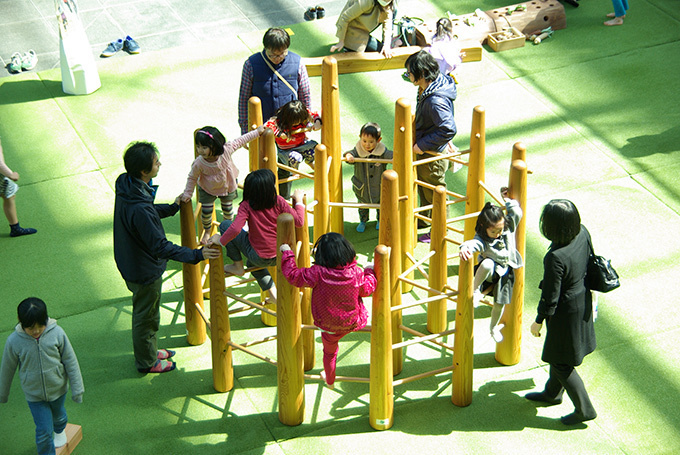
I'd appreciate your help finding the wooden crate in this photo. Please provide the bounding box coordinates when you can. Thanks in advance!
[488,27,526,52]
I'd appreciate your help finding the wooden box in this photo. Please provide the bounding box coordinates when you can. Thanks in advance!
[487,27,526,52]
[56,423,82,455]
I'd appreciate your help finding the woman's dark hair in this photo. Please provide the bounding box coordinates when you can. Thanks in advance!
[540,199,581,246]
[123,141,158,179]
[195,126,226,157]
[313,232,356,268]
[274,100,310,135]
[242,169,278,210]
[263,27,290,51]
[405,50,440,83]
[18,297,48,329]
[434,17,454,41]
[475,202,509,239]
[360,122,382,140]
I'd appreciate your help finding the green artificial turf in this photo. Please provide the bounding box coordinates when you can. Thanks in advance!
[2,0,680,454]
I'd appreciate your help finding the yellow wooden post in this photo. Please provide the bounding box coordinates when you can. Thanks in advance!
[258,128,278,326]
[248,96,263,173]
[209,246,233,392]
[378,170,403,375]
[370,244,393,430]
[180,200,206,345]
[427,186,448,334]
[452,254,473,406]
[277,213,304,426]
[321,56,343,235]
[466,106,486,239]
[313,144,330,244]
[496,143,527,365]
[393,98,414,292]
[297,195,315,370]
[452,106,485,407]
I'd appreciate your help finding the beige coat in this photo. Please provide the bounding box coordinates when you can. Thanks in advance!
[335,0,394,52]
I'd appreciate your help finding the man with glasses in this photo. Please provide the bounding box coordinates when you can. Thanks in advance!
[238,27,312,136]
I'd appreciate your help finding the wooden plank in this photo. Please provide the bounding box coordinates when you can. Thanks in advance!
[55,423,82,455]
[304,43,481,77]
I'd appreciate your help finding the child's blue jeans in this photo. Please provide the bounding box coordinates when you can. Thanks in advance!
[219,220,276,291]
[27,393,67,455]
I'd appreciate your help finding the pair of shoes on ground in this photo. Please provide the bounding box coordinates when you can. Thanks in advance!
[53,430,67,448]
[10,223,37,237]
[138,355,176,374]
[101,36,140,57]
[304,6,325,21]
[7,50,38,74]
[356,221,379,233]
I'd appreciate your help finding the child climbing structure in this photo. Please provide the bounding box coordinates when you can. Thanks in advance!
[178,56,528,430]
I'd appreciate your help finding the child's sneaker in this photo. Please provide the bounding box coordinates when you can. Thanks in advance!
[472,289,483,307]
[123,36,141,54]
[10,223,37,237]
[21,50,38,70]
[8,52,23,73]
[101,39,123,57]
[375,221,380,230]
[53,430,67,448]
[356,221,366,233]
[491,324,505,343]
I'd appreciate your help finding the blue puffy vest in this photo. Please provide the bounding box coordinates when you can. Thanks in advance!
[249,51,301,121]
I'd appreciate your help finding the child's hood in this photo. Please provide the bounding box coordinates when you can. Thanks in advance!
[14,317,58,337]
[354,140,387,158]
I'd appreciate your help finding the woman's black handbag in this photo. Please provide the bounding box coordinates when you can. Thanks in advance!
[586,237,620,293]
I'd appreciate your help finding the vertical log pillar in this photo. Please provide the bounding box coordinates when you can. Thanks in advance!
[297,195,315,370]
[452,106,486,407]
[496,142,528,365]
[379,170,403,375]
[427,186,448,334]
[248,96,263,173]
[277,214,304,426]
[313,144,330,243]
[393,98,414,292]
[452,253,473,406]
[370,244,393,430]
[180,200,206,345]
[321,56,343,234]
[209,246,233,392]
[259,128,278,327]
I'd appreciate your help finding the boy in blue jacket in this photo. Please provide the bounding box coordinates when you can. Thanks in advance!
[113,141,220,374]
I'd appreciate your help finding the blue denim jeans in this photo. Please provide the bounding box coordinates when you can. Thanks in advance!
[219,220,276,291]
[27,393,67,455]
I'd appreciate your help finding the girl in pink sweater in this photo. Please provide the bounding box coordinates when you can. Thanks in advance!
[209,169,305,304]
[280,233,377,387]
[181,125,264,244]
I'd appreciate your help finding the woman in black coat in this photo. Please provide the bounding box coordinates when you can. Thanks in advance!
[527,199,597,425]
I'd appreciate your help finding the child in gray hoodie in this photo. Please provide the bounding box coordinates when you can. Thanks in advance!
[0,298,84,454]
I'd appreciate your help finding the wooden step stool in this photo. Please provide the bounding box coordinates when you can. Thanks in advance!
[55,424,82,455]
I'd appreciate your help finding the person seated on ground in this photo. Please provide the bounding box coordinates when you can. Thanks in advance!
[331,0,398,57]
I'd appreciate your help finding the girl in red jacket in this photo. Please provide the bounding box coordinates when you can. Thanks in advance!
[280,233,376,387]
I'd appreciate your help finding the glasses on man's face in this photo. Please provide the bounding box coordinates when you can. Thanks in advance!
[266,49,288,61]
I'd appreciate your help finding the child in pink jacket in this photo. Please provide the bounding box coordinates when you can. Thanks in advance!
[280,232,377,387]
